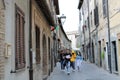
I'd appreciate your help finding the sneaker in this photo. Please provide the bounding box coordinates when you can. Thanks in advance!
[72,69,75,72]
[67,73,70,75]
[61,69,65,72]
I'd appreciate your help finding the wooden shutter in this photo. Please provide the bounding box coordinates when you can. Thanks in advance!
[102,0,107,18]
[15,5,25,70]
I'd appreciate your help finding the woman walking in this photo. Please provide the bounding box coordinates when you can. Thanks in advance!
[76,52,83,71]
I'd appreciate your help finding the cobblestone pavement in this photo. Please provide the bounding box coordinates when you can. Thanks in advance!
[47,61,120,80]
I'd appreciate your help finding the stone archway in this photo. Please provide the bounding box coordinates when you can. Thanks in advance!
[42,34,47,76]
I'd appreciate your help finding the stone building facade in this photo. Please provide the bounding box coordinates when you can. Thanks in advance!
[66,31,79,50]
[31,1,54,80]
[0,0,5,80]
[0,0,60,80]
[4,0,30,80]
[78,0,120,76]
[0,0,65,80]
[32,0,59,80]
[58,18,71,50]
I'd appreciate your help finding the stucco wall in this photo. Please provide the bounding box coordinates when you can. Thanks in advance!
[4,0,29,80]
[109,0,120,75]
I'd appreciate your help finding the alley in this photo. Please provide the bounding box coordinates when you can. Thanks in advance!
[47,61,120,80]
[1,0,120,80]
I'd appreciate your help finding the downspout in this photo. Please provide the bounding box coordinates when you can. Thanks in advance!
[29,0,33,80]
[106,0,112,73]
[87,0,91,62]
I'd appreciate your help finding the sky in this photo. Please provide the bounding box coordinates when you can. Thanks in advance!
[59,0,79,32]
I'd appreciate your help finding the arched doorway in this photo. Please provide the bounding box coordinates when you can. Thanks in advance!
[42,34,47,76]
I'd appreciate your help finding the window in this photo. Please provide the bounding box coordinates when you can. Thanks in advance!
[79,12,81,20]
[87,17,89,29]
[85,21,87,31]
[102,0,107,18]
[90,12,92,27]
[15,5,25,70]
[94,5,99,27]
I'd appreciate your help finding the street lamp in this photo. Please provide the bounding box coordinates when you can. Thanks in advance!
[59,14,66,25]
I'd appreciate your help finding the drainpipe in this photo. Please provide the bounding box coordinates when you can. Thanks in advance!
[106,0,112,73]
[83,27,86,60]
[87,0,91,62]
[29,0,33,80]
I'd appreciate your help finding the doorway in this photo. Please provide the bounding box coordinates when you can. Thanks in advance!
[42,34,47,76]
[92,42,95,63]
[98,41,102,67]
[112,41,118,72]
[35,26,40,64]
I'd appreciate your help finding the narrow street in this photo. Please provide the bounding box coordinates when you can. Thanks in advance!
[47,61,120,80]
[1,0,120,80]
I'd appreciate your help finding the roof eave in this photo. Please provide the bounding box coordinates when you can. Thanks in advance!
[54,0,60,15]
[78,0,84,9]
[35,0,55,26]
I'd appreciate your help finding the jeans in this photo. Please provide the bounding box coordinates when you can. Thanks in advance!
[60,60,64,69]
[66,61,71,73]
[70,61,75,70]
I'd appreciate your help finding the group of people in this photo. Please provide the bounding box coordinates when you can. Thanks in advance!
[59,49,83,75]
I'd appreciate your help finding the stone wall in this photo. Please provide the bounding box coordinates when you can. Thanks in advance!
[0,2,5,80]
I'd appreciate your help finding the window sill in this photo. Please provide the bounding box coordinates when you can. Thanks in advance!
[10,68,26,73]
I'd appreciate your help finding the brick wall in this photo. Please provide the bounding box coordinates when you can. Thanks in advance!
[0,8,5,80]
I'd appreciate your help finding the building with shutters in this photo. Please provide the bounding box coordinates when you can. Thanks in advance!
[78,0,120,76]
[3,0,30,80]
[0,0,60,80]
[78,0,90,61]
[31,0,59,80]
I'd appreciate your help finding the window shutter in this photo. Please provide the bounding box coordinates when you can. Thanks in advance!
[15,5,25,70]
[102,0,107,18]
[94,5,99,27]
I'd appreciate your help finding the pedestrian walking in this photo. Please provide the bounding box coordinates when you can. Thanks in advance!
[64,49,71,75]
[59,50,65,70]
[70,50,76,71]
[76,52,83,71]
